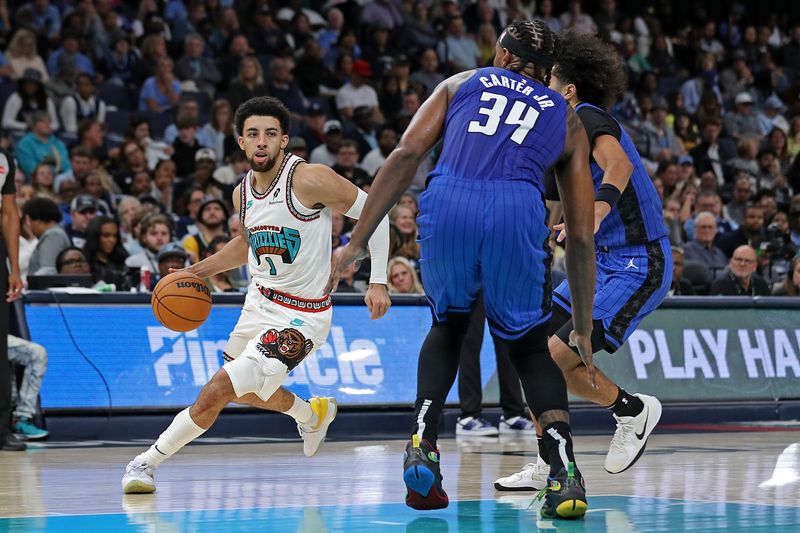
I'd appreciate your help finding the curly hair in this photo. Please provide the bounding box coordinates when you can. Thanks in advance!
[553,32,627,110]
[504,20,561,85]
[234,96,291,137]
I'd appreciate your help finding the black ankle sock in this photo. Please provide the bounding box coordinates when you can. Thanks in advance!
[537,435,549,464]
[608,388,644,418]
[541,422,576,476]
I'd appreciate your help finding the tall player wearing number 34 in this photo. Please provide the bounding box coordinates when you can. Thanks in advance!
[330,21,597,519]
[122,97,392,494]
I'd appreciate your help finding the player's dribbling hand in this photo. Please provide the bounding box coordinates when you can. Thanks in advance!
[569,330,598,389]
[364,283,391,319]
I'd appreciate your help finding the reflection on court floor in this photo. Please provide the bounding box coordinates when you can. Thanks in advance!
[1,432,798,532]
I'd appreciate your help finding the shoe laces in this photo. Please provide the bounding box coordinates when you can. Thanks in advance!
[128,460,152,477]
[610,416,636,453]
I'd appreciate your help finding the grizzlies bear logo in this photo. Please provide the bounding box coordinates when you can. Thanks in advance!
[256,327,314,370]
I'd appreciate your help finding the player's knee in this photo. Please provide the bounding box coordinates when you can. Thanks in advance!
[548,335,582,372]
[195,369,236,412]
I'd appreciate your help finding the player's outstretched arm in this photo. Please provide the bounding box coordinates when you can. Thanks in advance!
[554,106,597,386]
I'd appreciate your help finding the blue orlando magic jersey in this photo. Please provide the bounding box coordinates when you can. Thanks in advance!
[429,67,567,190]
[576,103,667,247]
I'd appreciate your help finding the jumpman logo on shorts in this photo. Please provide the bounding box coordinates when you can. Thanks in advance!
[625,258,638,270]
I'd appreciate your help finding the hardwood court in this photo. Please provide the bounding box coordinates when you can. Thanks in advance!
[1,431,799,532]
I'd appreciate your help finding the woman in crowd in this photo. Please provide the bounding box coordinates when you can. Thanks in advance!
[388,204,419,262]
[30,164,57,200]
[5,28,48,80]
[83,215,129,289]
[226,56,269,111]
[200,99,237,165]
[387,256,424,294]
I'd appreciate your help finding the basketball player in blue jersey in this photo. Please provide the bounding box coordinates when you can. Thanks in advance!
[330,21,597,519]
[495,32,673,492]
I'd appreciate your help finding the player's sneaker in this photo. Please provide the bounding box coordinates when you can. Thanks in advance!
[12,417,49,440]
[403,437,449,510]
[494,455,548,491]
[122,457,156,494]
[499,415,536,436]
[298,396,337,457]
[456,416,498,437]
[604,393,662,474]
[537,462,587,520]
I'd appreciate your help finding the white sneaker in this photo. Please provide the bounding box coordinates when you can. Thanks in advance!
[499,416,536,435]
[122,457,156,494]
[605,393,662,474]
[456,416,499,437]
[298,397,337,457]
[493,455,548,491]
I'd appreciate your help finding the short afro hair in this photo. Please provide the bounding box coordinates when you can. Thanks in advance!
[553,32,627,110]
[22,197,62,223]
[234,96,291,137]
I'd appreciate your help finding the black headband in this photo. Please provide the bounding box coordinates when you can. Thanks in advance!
[499,30,555,69]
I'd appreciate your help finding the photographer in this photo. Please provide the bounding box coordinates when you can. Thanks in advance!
[759,211,798,283]
[772,256,800,296]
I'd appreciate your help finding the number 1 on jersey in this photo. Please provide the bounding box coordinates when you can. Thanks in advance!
[467,91,540,145]
[264,257,277,276]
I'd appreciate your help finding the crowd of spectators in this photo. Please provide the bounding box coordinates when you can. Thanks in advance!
[1,0,799,297]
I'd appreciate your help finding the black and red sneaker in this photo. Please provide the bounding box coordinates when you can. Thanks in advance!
[403,438,449,510]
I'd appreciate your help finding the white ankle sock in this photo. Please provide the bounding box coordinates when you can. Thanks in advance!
[284,394,314,425]
[139,408,206,467]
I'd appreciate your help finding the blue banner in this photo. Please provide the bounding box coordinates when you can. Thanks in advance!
[27,304,497,409]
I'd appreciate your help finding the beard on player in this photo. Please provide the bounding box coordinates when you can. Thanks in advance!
[248,146,283,172]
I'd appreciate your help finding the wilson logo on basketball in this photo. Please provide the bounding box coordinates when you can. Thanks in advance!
[176,281,211,296]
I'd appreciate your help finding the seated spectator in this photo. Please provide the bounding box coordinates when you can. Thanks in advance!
[202,236,236,292]
[409,48,445,99]
[267,57,307,122]
[181,198,228,263]
[173,186,205,238]
[153,160,178,213]
[684,191,736,241]
[22,197,71,275]
[163,96,214,147]
[8,335,48,440]
[286,137,308,160]
[65,194,98,248]
[710,245,770,295]
[436,16,480,73]
[668,246,695,296]
[226,55,269,112]
[100,32,139,88]
[114,141,150,194]
[638,96,684,162]
[15,111,70,177]
[217,33,253,86]
[724,92,762,143]
[317,8,344,52]
[125,213,173,276]
[76,120,109,166]
[333,260,362,293]
[174,148,226,201]
[331,140,371,189]
[772,256,800,296]
[83,215,129,290]
[348,105,379,159]
[684,211,729,277]
[138,57,182,112]
[54,146,93,196]
[559,0,597,34]
[332,212,350,251]
[336,60,383,123]
[295,40,329,100]
[398,192,419,217]
[4,29,48,81]
[128,117,174,170]
[402,3,437,55]
[171,114,202,178]
[689,117,736,187]
[387,256,424,294]
[309,120,343,166]
[213,151,249,188]
[156,242,189,283]
[717,205,765,258]
[2,67,59,135]
[247,6,290,57]
[55,246,90,274]
[117,196,143,254]
[46,32,93,79]
[175,33,221,98]
[361,126,397,177]
[59,73,107,139]
[199,100,237,165]
[389,204,420,262]
[30,163,56,201]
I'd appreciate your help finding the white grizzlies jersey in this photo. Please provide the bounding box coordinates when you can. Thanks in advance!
[239,153,332,300]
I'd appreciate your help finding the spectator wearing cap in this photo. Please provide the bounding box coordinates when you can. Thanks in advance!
[267,57,307,123]
[310,120,343,166]
[59,73,107,139]
[677,154,698,184]
[181,198,228,263]
[336,59,383,123]
[409,49,445,99]
[2,68,59,137]
[46,33,94,79]
[4,29,48,81]
[22,197,71,276]
[138,57,182,113]
[437,16,481,74]
[724,92,762,143]
[65,194,98,248]
[689,118,737,186]
[157,242,189,281]
[331,140,371,190]
[175,33,222,98]
[286,137,308,160]
[638,96,684,162]
[361,0,403,30]
[758,95,790,135]
[299,102,327,151]
[362,126,398,177]
[227,56,269,112]
[248,6,290,57]
[710,245,770,296]
[15,111,70,177]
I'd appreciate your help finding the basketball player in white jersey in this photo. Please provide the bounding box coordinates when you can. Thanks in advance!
[122,97,391,494]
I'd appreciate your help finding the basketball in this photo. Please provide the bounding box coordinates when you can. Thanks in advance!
[151,271,212,332]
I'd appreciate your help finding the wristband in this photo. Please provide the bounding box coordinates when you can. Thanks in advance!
[596,183,621,208]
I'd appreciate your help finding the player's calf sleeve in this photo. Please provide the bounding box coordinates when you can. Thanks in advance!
[541,421,577,476]
[139,408,206,467]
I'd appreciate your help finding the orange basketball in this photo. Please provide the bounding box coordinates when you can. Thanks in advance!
[151,271,212,332]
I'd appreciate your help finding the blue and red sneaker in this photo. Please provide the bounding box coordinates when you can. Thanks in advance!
[403,437,449,510]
